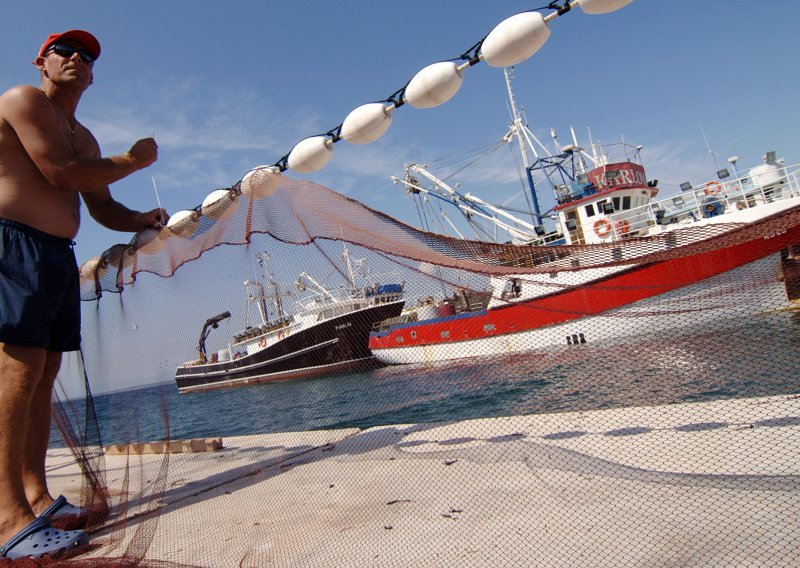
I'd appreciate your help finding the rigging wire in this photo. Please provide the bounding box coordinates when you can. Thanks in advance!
[400,127,557,243]
[439,141,509,185]
[427,140,503,170]
[413,193,431,233]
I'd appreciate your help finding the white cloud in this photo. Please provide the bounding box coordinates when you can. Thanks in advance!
[638,140,720,193]
[87,73,326,147]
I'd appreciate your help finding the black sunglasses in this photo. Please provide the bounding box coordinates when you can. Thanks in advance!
[45,43,95,65]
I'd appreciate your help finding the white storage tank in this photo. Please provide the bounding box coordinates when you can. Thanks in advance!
[750,151,787,189]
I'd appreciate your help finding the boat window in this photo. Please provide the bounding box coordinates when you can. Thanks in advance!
[612,197,621,211]
[584,204,595,217]
[622,196,631,210]
[440,330,450,339]
[395,336,404,343]
[484,323,495,332]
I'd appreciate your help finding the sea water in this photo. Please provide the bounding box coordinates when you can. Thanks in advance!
[53,309,800,448]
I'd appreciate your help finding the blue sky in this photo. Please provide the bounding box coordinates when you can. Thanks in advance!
[2,1,798,265]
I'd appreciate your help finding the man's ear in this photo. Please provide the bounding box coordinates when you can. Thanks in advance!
[32,56,48,75]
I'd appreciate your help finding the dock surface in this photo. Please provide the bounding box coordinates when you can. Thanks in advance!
[46,394,800,567]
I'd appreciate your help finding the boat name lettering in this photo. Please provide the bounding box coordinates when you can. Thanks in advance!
[589,163,647,190]
[335,322,353,331]
[763,229,787,240]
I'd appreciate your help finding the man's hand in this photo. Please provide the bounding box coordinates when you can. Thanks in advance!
[136,208,169,230]
[128,138,158,169]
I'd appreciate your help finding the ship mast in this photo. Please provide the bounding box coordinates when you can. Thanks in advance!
[260,253,286,320]
[298,272,337,302]
[503,67,541,222]
[244,252,286,327]
[341,242,356,289]
[389,68,559,243]
[243,279,269,327]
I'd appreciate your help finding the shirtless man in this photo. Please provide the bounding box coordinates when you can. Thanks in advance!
[0,30,167,560]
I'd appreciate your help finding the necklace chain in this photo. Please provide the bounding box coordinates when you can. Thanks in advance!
[41,88,77,134]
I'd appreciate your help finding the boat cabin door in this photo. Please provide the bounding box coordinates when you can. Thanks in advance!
[565,210,586,245]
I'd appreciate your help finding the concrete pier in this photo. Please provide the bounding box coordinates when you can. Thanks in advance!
[46,394,800,567]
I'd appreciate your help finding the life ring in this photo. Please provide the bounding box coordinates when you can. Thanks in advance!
[704,181,723,196]
[614,219,631,235]
[258,337,267,348]
[593,218,612,237]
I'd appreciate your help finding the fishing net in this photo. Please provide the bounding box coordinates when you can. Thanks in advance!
[38,170,800,566]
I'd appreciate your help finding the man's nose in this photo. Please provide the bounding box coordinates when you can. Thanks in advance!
[70,51,88,65]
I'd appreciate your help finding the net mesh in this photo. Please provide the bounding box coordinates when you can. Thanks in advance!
[40,171,800,567]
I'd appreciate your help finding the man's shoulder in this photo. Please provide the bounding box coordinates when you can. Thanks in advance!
[1,84,41,100]
[0,85,43,113]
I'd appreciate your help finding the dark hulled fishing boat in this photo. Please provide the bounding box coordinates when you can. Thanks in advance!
[175,249,404,393]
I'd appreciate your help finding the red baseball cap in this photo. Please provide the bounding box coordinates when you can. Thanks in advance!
[38,30,101,60]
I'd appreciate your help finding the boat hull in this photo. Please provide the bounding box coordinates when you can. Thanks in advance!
[176,300,404,393]
[369,209,800,365]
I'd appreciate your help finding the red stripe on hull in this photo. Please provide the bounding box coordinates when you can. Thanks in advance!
[370,221,800,351]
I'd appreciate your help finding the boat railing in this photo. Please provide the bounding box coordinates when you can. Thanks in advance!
[555,181,598,206]
[523,231,567,247]
[232,318,292,344]
[609,163,800,236]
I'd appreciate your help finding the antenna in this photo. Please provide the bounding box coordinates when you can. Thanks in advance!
[700,125,720,171]
[588,126,598,163]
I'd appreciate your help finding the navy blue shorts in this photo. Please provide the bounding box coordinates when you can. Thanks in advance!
[0,219,81,352]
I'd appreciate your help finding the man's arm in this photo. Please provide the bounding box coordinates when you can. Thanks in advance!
[0,86,157,192]
[82,188,168,232]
